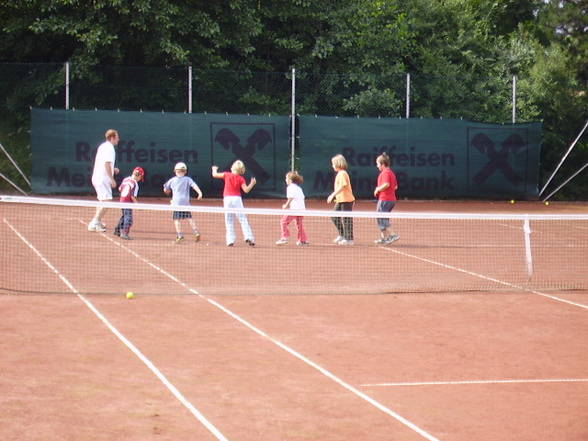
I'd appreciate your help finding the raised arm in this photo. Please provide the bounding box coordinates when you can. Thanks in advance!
[211,165,224,179]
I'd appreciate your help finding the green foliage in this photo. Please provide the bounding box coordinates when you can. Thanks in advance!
[0,0,586,198]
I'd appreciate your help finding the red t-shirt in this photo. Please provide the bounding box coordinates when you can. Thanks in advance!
[223,172,246,197]
[377,168,397,201]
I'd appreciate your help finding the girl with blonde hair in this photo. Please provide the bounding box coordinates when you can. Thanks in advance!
[212,160,256,246]
[327,154,355,245]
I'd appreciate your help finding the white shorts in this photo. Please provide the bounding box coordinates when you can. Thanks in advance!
[92,179,113,201]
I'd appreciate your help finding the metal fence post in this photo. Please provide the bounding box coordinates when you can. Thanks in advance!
[188,65,193,114]
[65,61,70,110]
[406,73,410,119]
[512,74,517,123]
[291,67,296,171]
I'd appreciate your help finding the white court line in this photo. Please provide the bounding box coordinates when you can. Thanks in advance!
[379,246,588,311]
[3,219,230,441]
[84,221,442,441]
[362,378,588,387]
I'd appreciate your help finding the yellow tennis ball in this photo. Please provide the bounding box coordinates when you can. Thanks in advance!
[510,199,515,204]
[125,291,135,299]
[545,201,550,206]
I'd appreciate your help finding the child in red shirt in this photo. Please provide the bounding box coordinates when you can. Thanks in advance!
[373,153,399,244]
[114,166,144,240]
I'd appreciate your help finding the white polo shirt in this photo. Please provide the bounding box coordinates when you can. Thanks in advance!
[91,140,115,186]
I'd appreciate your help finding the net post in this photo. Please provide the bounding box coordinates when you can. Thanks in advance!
[523,217,533,279]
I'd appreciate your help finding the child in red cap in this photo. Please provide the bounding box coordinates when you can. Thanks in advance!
[114,166,144,240]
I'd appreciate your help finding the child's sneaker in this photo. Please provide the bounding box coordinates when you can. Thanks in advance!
[120,233,132,240]
[175,235,185,244]
[296,241,310,246]
[333,235,344,244]
[245,239,255,247]
[338,239,354,246]
[385,234,400,244]
[374,237,387,244]
[194,232,201,242]
[275,238,288,245]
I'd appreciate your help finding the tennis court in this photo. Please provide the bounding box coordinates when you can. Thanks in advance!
[1,198,587,441]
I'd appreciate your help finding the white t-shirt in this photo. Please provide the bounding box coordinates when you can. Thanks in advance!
[287,183,305,210]
[91,141,116,185]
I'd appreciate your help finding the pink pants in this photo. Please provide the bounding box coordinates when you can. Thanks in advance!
[280,215,308,242]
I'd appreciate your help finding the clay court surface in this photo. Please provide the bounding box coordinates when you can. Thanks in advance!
[1,198,587,441]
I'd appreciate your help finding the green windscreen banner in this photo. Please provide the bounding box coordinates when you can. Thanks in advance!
[299,116,542,199]
[31,108,291,198]
[31,109,541,199]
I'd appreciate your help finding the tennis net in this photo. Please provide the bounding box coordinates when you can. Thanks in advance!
[1,195,587,296]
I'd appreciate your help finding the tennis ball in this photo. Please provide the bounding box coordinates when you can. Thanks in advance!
[545,201,550,206]
[510,199,515,204]
[125,291,135,299]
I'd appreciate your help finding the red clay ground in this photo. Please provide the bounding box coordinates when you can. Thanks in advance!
[1,198,587,441]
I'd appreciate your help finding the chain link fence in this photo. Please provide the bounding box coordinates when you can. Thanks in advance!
[1,62,521,193]
[1,62,520,119]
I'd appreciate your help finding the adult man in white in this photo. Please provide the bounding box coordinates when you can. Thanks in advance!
[88,129,120,232]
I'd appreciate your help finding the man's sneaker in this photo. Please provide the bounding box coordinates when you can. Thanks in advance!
[296,241,310,246]
[338,239,354,246]
[385,234,400,244]
[275,238,288,245]
[88,223,106,232]
[333,235,344,244]
[245,239,255,247]
[374,237,387,244]
[175,236,185,244]
[120,233,132,240]
[194,232,201,242]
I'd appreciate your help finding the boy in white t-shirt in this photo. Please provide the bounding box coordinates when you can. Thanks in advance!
[88,129,120,232]
[275,171,309,246]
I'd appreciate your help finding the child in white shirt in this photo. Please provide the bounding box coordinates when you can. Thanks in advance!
[275,171,309,246]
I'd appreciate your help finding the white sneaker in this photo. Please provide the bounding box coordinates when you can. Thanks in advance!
[275,238,288,245]
[296,241,310,246]
[338,239,354,246]
[88,223,106,232]
[333,235,344,244]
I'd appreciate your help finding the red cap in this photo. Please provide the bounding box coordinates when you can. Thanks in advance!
[133,166,145,181]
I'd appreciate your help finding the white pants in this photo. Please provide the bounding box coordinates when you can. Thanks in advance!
[223,196,254,245]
